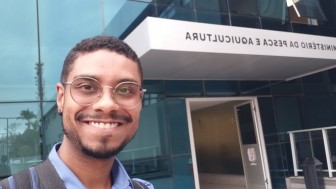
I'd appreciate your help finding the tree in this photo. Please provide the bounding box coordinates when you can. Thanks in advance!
[19,109,37,129]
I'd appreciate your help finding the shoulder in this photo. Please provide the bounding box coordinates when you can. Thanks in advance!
[132,178,154,189]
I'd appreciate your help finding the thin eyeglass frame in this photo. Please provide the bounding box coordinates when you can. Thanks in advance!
[62,77,146,109]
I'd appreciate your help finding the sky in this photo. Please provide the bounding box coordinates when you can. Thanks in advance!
[0,0,126,121]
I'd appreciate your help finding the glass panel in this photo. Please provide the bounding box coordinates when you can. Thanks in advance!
[155,0,194,8]
[319,23,336,37]
[166,99,191,155]
[302,72,331,94]
[282,142,294,176]
[270,79,303,95]
[0,1,38,101]
[143,80,165,106]
[105,1,156,39]
[42,102,62,158]
[266,144,285,176]
[261,18,292,32]
[166,80,203,97]
[228,0,259,16]
[143,80,165,94]
[328,68,336,93]
[125,100,169,157]
[147,157,174,189]
[39,1,126,101]
[310,131,326,169]
[294,0,327,20]
[204,80,238,96]
[127,157,173,182]
[273,97,303,132]
[319,0,336,37]
[258,0,288,19]
[328,129,336,169]
[231,15,261,29]
[237,104,257,144]
[195,0,228,13]
[239,81,271,95]
[258,97,279,144]
[0,103,41,177]
[299,96,336,129]
[292,23,320,35]
[294,131,326,169]
[157,5,195,21]
[196,11,230,25]
[172,155,195,189]
[0,0,48,178]
[294,132,313,171]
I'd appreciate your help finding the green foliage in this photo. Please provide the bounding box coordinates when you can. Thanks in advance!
[18,109,37,129]
[18,146,33,157]
[7,109,40,158]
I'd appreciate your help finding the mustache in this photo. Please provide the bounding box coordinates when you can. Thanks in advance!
[76,112,132,123]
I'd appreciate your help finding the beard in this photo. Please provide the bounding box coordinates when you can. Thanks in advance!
[80,135,129,159]
[62,112,135,159]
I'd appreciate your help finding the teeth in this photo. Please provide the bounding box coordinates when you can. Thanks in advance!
[88,122,118,129]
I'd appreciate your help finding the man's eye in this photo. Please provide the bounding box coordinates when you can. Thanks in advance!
[81,84,94,91]
[118,87,131,94]
[75,84,98,93]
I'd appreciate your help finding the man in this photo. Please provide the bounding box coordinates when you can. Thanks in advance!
[0,36,154,189]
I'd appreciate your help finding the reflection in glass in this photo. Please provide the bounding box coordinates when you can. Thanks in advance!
[104,1,155,39]
[195,0,228,13]
[155,0,194,8]
[258,0,288,19]
[196,11,230,25]
[157,5,195,21]
[0,1,38,102]
[228,0,258,16]
[231,15,261,29]
[0,103,41,177]
[294,131,326,170]
[261,18,291,32]
[328,129,336,171]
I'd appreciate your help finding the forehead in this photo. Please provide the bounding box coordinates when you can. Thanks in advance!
[68,50,141,83]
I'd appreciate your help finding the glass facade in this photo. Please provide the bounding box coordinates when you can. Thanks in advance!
[1,0,336,189]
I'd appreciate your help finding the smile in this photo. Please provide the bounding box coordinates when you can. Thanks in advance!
[88,121,120,129]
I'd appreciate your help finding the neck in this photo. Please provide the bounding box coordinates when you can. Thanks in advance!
[57,138,115,189]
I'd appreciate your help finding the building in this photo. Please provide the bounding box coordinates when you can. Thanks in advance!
[1,1,336,189]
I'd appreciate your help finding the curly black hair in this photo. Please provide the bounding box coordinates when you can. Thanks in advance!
[60,35,142,83]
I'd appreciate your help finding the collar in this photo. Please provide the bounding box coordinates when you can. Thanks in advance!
[48,143,132,189]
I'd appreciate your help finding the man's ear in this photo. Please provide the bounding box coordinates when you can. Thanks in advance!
[56,83,64,116]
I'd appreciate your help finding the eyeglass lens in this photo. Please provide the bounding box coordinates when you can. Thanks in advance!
[69,77,143,108]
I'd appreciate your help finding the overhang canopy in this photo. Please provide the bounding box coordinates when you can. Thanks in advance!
[125,17,336,80]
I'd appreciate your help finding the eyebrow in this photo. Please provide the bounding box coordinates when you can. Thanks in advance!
[72,74,140,84]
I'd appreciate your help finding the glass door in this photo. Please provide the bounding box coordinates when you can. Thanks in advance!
[234,101,269,189]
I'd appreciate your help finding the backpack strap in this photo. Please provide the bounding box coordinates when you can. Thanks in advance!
[0,166,34,189]
[0,159,65,189]
[131,179,149,189]
[34,159,65,189]
[0,176,11,189]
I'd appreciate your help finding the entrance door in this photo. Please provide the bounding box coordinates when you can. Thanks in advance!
[186,98,271,189]
[234,102,269,189]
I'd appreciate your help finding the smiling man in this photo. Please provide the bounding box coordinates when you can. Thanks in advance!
[0,36,154,189]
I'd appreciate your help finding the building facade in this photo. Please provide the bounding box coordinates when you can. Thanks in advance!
[1,0,336,189]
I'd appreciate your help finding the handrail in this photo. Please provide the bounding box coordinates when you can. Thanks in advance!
[120,146,158,153]
[119,146,158,174]
[288,125,336,134]
[288,126,336,177]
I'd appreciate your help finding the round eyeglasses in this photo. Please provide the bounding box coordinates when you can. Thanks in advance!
[62,77,146,109]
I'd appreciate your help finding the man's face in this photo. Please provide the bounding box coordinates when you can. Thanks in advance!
[56,50,142,159]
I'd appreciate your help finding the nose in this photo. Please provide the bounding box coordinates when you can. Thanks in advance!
[92,88,120,113]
